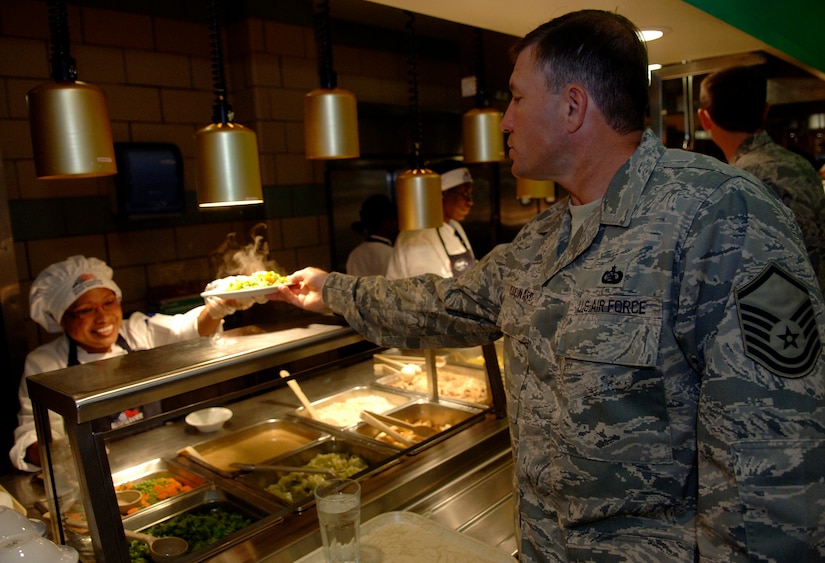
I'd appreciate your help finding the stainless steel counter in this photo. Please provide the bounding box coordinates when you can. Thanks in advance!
[4,319,516,561]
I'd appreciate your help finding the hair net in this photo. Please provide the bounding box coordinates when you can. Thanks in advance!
[29,255,122,333]
[440,167,472,191]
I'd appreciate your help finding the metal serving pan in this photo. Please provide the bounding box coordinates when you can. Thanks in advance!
[291,385,415,430]
[184,419,329,476]
[236,436,400,511]
[349,399,486,452]
[111,457,208,516]
[124,486,272,560]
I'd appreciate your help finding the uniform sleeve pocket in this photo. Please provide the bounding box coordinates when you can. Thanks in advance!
[732,439,825,560]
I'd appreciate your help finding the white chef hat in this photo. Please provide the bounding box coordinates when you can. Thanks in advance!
[440,167,472,192]
[29,255,122,333]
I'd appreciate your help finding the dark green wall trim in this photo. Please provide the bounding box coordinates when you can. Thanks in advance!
[686,0,825,74]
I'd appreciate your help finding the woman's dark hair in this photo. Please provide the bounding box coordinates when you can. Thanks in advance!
[699,66,767,133]
[352,194,396,234]
[511,10,649,134]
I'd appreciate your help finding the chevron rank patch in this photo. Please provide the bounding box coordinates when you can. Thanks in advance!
[736,263,822,378]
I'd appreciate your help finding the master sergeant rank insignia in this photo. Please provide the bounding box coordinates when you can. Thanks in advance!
[736,263,821,378]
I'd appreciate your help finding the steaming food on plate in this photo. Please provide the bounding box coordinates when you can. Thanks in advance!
[225,271,289,291]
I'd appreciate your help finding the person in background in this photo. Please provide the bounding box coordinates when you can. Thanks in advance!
[386,160,476,279]
[10,255,258,472]
[345,194,398,276]
[268,10,825,561]
[698,65,825,291]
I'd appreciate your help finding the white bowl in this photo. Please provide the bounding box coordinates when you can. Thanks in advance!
[0,533,78,563]
[0,506,46,538]
[185,407,233,432]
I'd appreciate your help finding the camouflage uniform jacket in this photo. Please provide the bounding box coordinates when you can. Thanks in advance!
[731,130,825,293]
[323,130,825,562]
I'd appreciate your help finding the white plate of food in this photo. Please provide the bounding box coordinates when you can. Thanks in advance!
[200,271,293,299]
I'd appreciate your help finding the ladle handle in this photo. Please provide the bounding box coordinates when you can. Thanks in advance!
[124,528,155,543]
[280,370,322,419]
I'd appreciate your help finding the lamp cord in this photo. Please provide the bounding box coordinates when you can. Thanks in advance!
[207,0,233,124]
[473,27,489,109]
[47,0,76,83]
[405,11,425,170]
[313,0,337,89]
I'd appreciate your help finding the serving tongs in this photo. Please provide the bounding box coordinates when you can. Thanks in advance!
[363,410,437,439]
[359,411,416,447]
[230,463,335,476]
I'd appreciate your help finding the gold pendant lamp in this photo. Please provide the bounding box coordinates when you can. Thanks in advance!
[304,0,359,160]
[462,29,504,164]
[27,0,116,179]
[516,178,556,201]
[196,0,263,208]
[396,12,442,231]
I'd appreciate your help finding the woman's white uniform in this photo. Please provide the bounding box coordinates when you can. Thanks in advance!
[10,307,204,472]
[386,220,474,280]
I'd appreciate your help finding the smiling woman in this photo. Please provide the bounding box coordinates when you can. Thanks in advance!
[8,255,261,473]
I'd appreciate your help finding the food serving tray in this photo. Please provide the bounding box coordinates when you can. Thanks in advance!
[235,436,400,511]
[112,458,208,516]
[291,385,415,430]
[349,399,486,453]
[124,486,273,560]
[374,364,491,406]
[295,511,514,563]
[184,419,328,476]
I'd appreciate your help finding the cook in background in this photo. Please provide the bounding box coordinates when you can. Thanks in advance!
[268,9,825,561]
[10,255,260,472]
[345,194,398,276]
[386,160,476,280]
[698,65,825,292]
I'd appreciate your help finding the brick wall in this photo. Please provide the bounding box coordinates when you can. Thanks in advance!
[0,0,465,357]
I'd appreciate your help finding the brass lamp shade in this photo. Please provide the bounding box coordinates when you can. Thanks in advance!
[195,122,263,208]
[462,107,504,163]
[305,88,360,159]
[516,178,556,200]
[396,168,442,230]
[27,80,116,179]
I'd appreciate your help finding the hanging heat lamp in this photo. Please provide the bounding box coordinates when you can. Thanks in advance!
[462,28,504,163]
[196,0,263,208]
[26,0,116,179]
[396,11,442,231]
[517,178,556,203]
[304,0,359,160]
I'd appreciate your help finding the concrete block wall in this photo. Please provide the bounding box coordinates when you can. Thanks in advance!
[0,0,464,358]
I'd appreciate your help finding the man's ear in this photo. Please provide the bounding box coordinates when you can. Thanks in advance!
[697,107,713,131]
[564,84,587,133]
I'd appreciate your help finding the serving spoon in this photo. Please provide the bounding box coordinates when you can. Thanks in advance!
[124,528,189,561]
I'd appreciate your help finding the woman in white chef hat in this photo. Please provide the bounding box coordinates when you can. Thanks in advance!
[9,255,251,472]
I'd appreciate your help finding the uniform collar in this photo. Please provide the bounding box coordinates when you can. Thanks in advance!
[601,129,666,228]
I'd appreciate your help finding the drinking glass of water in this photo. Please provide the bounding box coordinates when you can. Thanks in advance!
[314,478,361,563]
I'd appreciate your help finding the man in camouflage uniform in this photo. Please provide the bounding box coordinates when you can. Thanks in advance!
[699,65,825,293]
[272,10,825,562]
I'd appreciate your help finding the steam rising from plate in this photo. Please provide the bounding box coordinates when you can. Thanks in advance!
[211,223,283,278]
